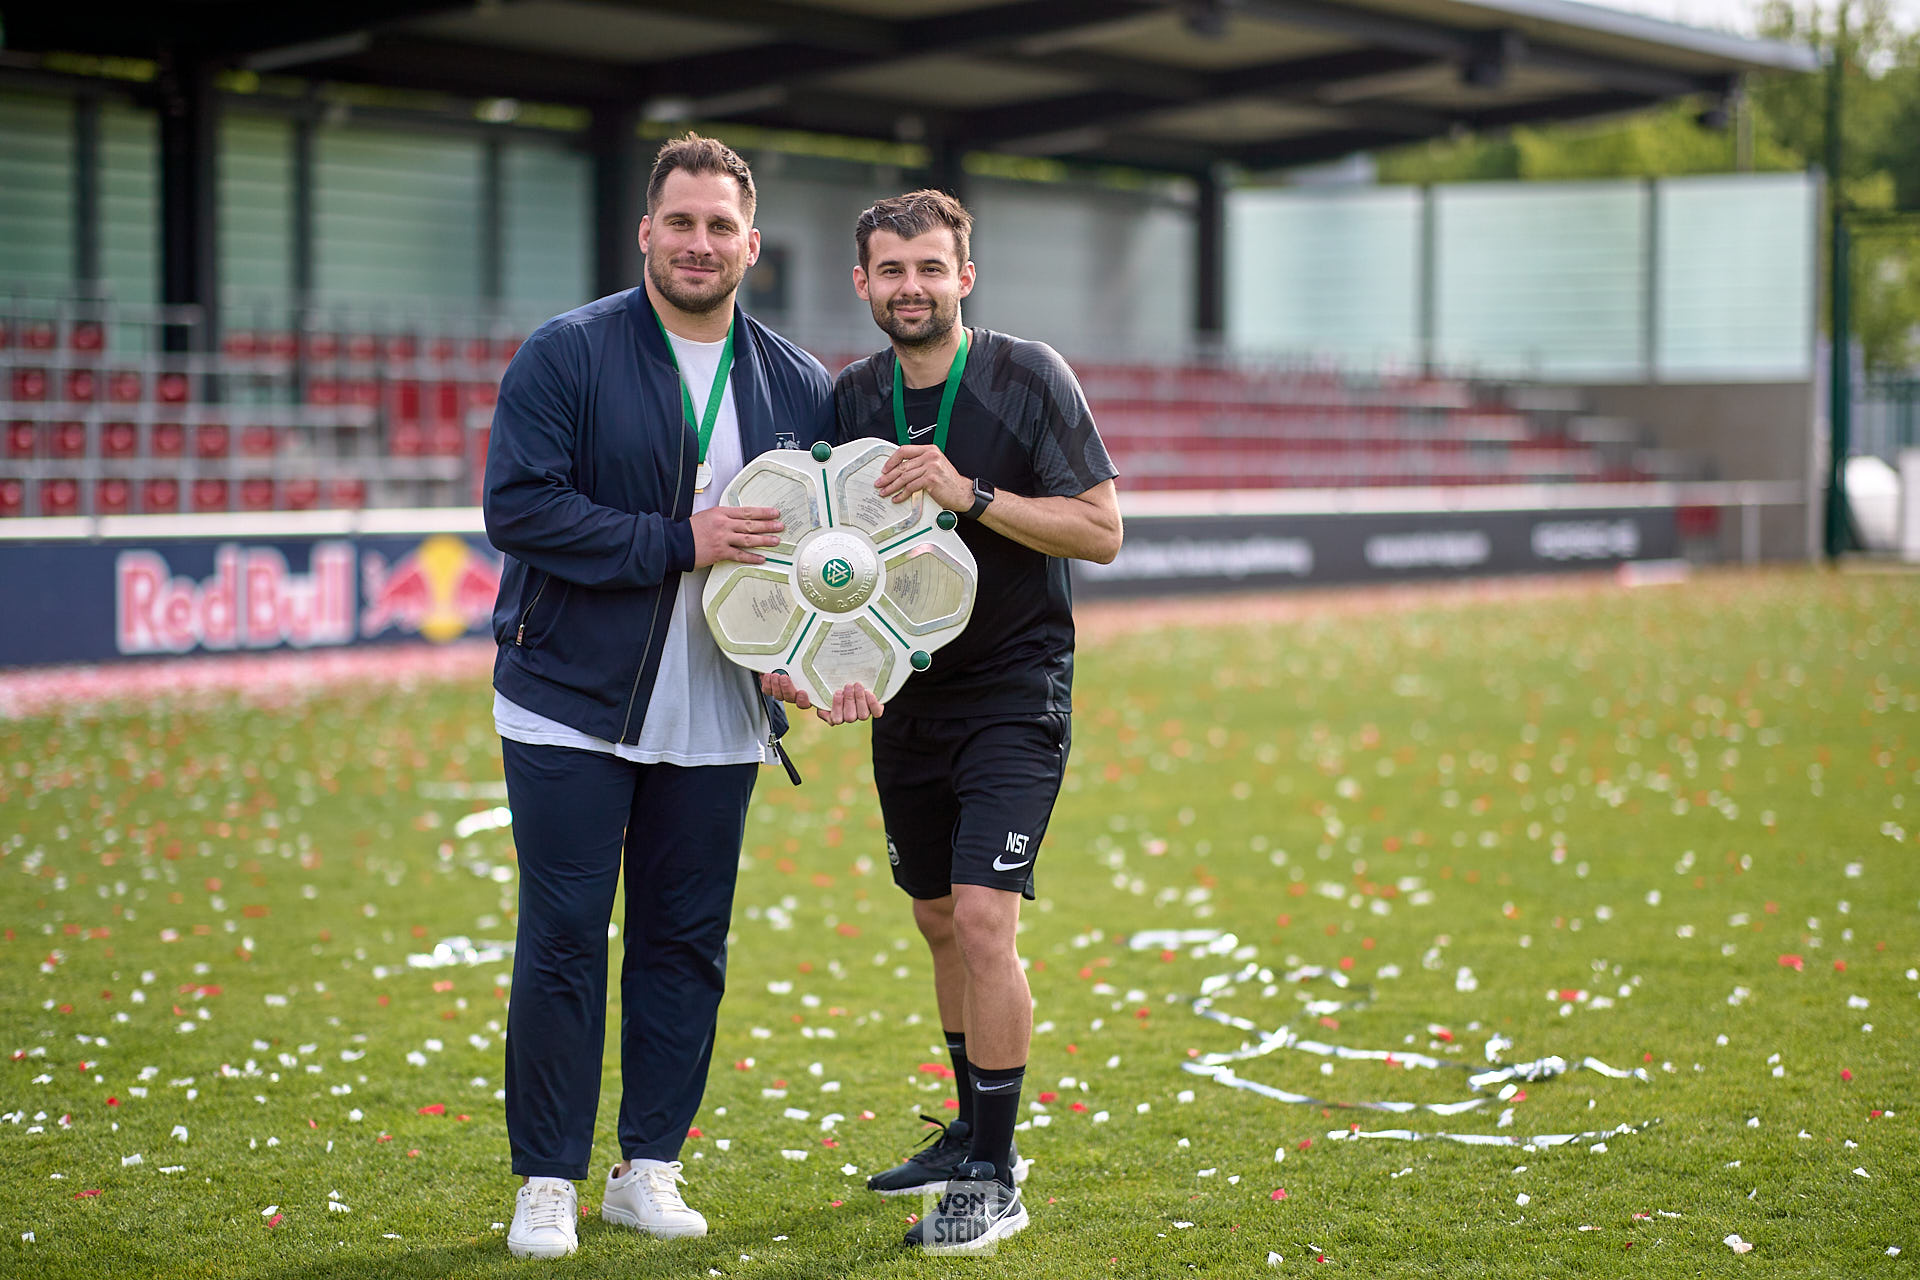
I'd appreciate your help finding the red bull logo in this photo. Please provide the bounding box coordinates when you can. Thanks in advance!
[360,534,500,643]
[116,543,356,655]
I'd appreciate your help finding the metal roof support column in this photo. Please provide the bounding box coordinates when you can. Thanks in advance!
[591,104,644,298]
[925,136,967,204]
[74,95,101,296]
[158,53,220,356]
[1194,165,1226,352]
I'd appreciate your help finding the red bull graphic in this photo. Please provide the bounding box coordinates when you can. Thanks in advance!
[117,543,356,654]
[360,533,501,643]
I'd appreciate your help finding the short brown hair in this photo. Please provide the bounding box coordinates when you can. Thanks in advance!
[855,189,972,269]
[647,132,756,224]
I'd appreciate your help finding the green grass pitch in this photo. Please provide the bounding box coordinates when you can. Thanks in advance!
[1,568,1914,1278]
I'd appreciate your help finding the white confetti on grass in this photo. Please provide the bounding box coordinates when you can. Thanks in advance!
[1724,1234,1754,1254]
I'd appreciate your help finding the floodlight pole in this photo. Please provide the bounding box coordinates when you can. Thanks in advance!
[1824,5,1853,559]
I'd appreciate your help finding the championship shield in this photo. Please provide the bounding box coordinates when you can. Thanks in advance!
[702,440,978,705]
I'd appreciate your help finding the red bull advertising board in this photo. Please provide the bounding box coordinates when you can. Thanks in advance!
[2,516,502,667]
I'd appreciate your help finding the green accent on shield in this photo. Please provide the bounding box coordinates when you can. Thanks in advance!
[811,440,833,463]
[762,556,792,567]
[822,558,854,590]
[877,527,930,555]
[785,611,818,665]
[936,510,958,531]
[910,649,931,671]
[868,606,909,650]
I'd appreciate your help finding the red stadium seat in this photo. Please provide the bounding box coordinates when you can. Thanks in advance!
[240,478,275,511]
[239,424,276,457]
[149,422,186,458]
[107,370,143,403]
[282,477,321,510]
[5,420,34,458]
[64,368,97,403]
[304,332,339,361]
[48,421,87,458]
[194,423,230,459]
[69,320,104,353]
[307,378,341,406]
[390,422,426,456]
[428,337,456,363]
[222,330,258,359]
[10,367,48,401]
[389,380,424,426]
[347,333,379,361]
[496,337,522,362]
[156,372,190,404]
[141,478,180,514]
[388,333,418,361]
[345,379,379,407]
[0,478,23,517]
[267,332,298,359]
[102,421,138,458]
[23,322,56,351]
[190,478,229,512]
[430,422,464,456]
[40,478,79,516]
[330,478,366,509]
[95,478,132,515]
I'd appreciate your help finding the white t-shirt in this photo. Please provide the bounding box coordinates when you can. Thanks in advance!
[495,328,766,766]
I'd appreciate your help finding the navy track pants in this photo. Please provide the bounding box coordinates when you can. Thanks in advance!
[500,738,757,1180]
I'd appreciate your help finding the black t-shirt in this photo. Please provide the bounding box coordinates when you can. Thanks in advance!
[832,327,1118,717]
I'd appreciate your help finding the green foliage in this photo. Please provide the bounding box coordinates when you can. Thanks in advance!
[1,570,1915,1278]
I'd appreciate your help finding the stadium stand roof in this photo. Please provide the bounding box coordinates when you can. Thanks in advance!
[6,0,1818,178]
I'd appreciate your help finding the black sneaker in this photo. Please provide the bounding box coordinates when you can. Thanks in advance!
[866,1116,1024,1197]
[903,1161,1029,1253]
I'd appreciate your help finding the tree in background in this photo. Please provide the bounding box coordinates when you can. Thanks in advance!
[1374,0,1920,370]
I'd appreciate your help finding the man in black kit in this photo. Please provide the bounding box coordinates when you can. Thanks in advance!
[768,189,1121,1252]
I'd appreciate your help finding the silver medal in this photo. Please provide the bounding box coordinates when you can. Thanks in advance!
[694,460,713,493]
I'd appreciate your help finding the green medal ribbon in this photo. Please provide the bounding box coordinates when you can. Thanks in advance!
[654,310,735,465]
[892,328,969,451]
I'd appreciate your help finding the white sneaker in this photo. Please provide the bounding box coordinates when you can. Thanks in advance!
[507,1177,578,1259]
[601,1159,709,1239]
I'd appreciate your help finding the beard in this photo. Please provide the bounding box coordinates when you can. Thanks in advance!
[871,291,959,349]
[647,251,745,316]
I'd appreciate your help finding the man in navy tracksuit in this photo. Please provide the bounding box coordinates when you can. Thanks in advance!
[482,134,832,1260]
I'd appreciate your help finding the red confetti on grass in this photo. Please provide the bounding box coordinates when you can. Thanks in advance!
[688,1127,703,1139]
[1070,1102,1089,1113]
[1841,1070,1853,1082]
[1270,1188,1289,1201]
[1778,954,1804,971]
[73,1189,101,1199]
[418,1104,446,1116]
[1038,1091,1059,1104]
[918,1063,955,1079]
[266,1214,283,1228]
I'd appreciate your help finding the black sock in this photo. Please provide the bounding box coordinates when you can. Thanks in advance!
[945,1031,974,1130]
[967,1063,1024,1186]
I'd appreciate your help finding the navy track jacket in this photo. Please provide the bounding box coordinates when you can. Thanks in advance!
[483,287,834,747]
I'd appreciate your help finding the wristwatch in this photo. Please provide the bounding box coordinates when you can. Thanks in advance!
[964,476,996,520]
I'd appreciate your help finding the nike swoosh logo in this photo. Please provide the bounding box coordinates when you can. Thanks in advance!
[991,855,1032,871]
[975,1080,1021,1092]
[908,424,934,439]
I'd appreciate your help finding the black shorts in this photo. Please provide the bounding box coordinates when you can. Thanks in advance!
[871,711,1071,901]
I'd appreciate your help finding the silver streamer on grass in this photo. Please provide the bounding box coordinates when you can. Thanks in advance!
[1166,934,1655,1138]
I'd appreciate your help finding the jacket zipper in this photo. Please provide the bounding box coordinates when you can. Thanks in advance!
[513,575,550,645]
[616,351,693,742]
